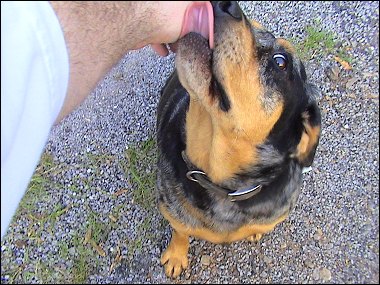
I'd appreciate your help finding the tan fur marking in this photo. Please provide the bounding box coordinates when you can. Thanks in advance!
[159,204,288,244]
[251,19,264,29]
[185,20,284,183]
[277,38,296,54]
[185,99,213,172]
[296,125,321,162]
[296,113,321,162]
[297,131,310,157]
[186,97,283,183]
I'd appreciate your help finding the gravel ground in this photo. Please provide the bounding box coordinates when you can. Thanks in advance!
[1,1,379,284]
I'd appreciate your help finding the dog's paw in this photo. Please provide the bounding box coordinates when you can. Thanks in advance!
[246,233,263,243]
[160,247,189,278]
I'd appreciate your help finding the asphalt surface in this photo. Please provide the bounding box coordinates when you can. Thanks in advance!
[1,1,379,284]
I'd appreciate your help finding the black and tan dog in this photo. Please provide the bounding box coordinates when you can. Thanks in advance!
[156,1,321,278]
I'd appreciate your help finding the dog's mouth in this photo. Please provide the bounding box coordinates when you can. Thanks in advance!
[180,2,214,49]
[178,32,213,65]
[175,3,215,95]
[176,5,214,94]
[175,1,246,103]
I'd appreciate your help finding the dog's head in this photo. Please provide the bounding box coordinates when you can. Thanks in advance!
[176,1,321,183]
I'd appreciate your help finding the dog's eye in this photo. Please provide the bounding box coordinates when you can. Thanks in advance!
[273,54,288,70]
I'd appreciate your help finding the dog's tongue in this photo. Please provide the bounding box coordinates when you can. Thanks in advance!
[181,2,214,49]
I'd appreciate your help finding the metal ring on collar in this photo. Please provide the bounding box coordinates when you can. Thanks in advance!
[186,170,207,182]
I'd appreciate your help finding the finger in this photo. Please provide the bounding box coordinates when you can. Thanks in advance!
[151,44,169,57]
[168,42,178,53]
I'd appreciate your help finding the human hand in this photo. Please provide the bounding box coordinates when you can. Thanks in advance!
[49,1,214,121]
[148,1,214,56]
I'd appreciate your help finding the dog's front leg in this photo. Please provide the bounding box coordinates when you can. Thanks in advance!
[160,229,189,278]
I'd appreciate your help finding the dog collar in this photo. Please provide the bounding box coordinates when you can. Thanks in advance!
[182,151,262,202]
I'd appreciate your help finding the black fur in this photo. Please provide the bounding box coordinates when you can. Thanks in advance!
[156,1,321,233]
[157,72,311,231]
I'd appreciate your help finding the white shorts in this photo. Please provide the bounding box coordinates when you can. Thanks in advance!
[1,1,69,238]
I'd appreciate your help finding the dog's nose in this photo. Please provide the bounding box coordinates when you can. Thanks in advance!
[212,1,242,20]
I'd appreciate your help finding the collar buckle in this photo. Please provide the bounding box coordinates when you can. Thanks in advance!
[183,151,262,202]
[227,184,262,202]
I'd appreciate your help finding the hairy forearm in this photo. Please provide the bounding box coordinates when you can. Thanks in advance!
[50,1,159,122]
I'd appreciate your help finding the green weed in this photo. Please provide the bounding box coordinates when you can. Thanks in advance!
[122,137,157,210]
[295,24,352,64]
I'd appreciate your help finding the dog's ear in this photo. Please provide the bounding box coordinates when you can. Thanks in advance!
[294,99,321,167]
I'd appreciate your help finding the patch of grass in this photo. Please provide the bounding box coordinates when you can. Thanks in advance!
[38,151,55,170]
[75,152,115,197]
[125,237,142,258]
[87,209,109,244]
[125,215,153,258]
[86,152,115,173]
[295,25,335,60]
[13,152,71,241]
[72,257,88,284]
[295,24,352,64]
[4,137,160,284]
[58,212,109,284]
[27,203,71,240]
[110,204,124,219]
[17,173,49,214]
[305,26,335,52]
[10,246,69,284]
[58,241,70,260]
[16,152,59,215]
[72,233,92,284]
[33,259,64,284]
[4,149,122,284]
[68,184,81,194]
[119,137,159,260]
[122,137,157,210]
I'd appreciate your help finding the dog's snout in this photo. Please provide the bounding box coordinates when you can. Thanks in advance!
[213,1,242,20]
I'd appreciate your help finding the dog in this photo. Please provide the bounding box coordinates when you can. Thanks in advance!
[156,1,321,278]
